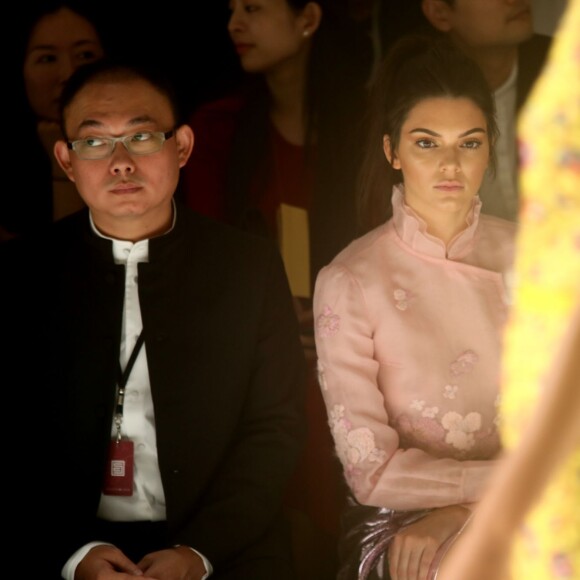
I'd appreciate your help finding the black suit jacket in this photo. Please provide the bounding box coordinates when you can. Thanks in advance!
[2,203,306,578]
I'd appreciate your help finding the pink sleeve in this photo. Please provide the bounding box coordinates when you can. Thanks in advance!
[313,263,497,510]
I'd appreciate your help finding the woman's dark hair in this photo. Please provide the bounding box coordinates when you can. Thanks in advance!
[222,0,368,278]
[357,33,498,232]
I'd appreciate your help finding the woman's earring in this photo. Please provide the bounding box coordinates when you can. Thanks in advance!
[303,29,310,37]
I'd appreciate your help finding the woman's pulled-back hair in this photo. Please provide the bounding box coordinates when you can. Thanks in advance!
[357,33,498,232]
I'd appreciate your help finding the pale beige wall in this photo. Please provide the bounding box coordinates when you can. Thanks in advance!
[532,0,568,35]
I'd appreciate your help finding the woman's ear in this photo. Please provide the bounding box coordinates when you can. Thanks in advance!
[300,2,323,38]
[383,135,401,169]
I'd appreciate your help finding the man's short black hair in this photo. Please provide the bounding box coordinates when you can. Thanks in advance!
[59,57,185,138]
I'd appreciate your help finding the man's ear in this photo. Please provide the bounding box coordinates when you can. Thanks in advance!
[383,135,401,169]
[421,0,454,32]
[175,124,194,168]
[54,140,76,182]
[299,2,322,38]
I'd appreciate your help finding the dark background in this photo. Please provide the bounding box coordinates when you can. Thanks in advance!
[96,2,244,116]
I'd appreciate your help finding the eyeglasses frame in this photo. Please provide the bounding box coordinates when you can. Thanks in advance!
[67,129,175,160]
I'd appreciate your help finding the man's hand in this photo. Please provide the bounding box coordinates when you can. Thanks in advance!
[75,544,149,579]
[388,505,470,580]
[138,546,208,580]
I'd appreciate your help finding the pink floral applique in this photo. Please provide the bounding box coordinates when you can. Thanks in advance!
[395,414,448,456]
[559,147,580,171]
[551,552,574,577]
[409,400,439,420]
[316,305,340,337]
[521,199,547,222]
[410,399,425,411]
[443,384,458,399]
[449,350,479,376]
[518,138,535,169]
[441,411,481,451]
[422,406,439,418]
[328,404,386,468]
[317,360,328,391]
[394,288,411,311]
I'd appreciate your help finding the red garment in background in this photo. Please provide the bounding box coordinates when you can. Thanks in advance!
[182,92,313,233]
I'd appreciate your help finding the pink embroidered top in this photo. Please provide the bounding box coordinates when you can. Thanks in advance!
[313,185,516,510]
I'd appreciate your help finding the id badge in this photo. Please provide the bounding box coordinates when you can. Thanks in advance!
[103,439,134,496]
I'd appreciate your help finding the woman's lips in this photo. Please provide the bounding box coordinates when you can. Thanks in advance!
[234,43,253,55]
[508,7,532,21]
[435,181,464,192]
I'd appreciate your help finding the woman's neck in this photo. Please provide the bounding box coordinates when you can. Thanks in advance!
[265,49,309,145]
[413,205,472,248]
[427,217,467,247]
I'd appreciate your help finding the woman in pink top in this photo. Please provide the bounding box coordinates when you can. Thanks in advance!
[313,35,517,580]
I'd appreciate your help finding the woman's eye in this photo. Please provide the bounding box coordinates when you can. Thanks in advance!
[36,53,57,65]
[75,49,101,63]
[462,140,482,149]
[416,139,436,149]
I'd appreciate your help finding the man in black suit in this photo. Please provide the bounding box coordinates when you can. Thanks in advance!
[420,0,552,221]
[3,58,306,579]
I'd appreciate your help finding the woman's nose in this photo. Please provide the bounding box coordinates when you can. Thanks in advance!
[439,149,461,173]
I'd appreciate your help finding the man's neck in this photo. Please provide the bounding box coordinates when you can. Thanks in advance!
[460,45,519,91]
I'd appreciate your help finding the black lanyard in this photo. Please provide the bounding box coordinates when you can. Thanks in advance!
[113,330,145,441]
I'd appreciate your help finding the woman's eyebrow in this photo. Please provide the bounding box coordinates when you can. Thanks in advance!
[409,127,487,137]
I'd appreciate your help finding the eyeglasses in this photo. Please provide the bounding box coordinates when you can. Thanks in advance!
[67,130,175,160]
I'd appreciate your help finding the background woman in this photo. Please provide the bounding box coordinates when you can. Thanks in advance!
[181,0,367,336]
[1,1,106,241]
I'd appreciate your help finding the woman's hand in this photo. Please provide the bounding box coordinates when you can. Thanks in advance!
[388,505,471,580]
